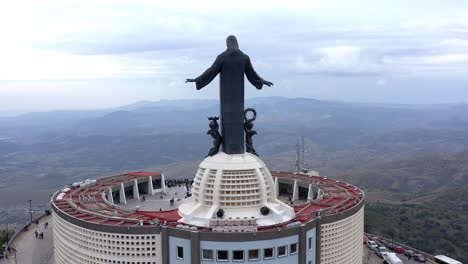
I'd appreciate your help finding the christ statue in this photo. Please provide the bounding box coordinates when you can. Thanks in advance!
[186,35,273,154]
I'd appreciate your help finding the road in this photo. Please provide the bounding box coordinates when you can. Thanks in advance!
[364,246,427,264]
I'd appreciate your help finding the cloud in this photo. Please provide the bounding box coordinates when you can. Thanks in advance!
[376,78,387,86]
[1,1,468,80]
[3,0,468,112]
[293,46,383,76]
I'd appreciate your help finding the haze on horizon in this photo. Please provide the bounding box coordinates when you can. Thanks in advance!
[1,0,468,114]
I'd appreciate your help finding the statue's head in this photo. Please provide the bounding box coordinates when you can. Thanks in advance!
[226,35,239,50]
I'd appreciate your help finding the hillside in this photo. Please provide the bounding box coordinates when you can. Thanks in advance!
[365,187,468,263]
[0,97,467,260]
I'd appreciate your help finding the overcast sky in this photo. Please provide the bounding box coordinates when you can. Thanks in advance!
[1,0,468,114]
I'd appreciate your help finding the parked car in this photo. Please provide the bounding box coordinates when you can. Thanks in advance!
[367,240,379,251]
[363,236,369,244]
[394,246,405,254]
[404,249,414,257]
[383,253,404,264]
[376,247,389,258]
[387,243,394,250]
[413,254,426,262]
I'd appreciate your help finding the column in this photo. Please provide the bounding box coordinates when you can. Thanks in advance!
[274,177,279,199]
[133,179,140,200]
[299,224,307,264]
[292,179,299,201]
[107,188,114,204]
[162,173,167,194]
[307,183,314,201]
[119,183,127,204]
[147,176,154,195]
[191,231,200,264]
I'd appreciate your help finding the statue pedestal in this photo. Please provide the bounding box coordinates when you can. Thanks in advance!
[178,152,295,228]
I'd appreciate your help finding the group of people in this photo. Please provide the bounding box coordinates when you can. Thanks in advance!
[34,221,48,240]
[164,178,193,188]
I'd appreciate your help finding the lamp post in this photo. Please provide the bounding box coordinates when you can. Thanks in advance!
[28,200,32,223]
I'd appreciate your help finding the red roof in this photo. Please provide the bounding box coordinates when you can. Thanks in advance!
[52,171,364,230]
[128,171,161,177]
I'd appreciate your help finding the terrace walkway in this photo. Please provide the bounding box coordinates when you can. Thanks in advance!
[2,216,54,264]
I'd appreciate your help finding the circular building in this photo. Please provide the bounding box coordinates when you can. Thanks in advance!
[52,154,365,264]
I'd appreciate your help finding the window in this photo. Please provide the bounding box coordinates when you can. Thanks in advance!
[290,243,298,255]
[308,237,313,250]
[217,250,229,261]
[233,250,244,261]
[248,249,259,260]
[277,246,287,257]
[264,248,274,259]
[202,249,213,261]
[177,246,183,259]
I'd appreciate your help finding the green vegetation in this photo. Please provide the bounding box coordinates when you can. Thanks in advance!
[0,228,15,251]
[365,192,468,263]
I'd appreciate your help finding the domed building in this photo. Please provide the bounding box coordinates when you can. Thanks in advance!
[179,152,295,227]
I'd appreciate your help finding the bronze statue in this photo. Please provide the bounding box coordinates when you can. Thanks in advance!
[244,108,258,156]
[206,117,222,157]
[186,35,272,155]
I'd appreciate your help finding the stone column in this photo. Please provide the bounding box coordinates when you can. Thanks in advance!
[274,177,279,199]
[307,183,314,201]
[147,176,154,195]
[299,224,307,264]
[161,226,169,264]
[292,179,299,201]
[119,183,127,204]
[133,179,140,200]
[191,231,200,264]
[107,188,114,204]
[162,173,167,194]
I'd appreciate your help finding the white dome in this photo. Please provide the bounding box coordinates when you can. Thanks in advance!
[178,152,295,227]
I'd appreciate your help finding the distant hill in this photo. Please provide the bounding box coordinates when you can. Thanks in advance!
[2,97,468,188]
[1,96,468,260]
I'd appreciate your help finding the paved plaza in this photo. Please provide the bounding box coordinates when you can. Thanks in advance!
[122,185,189,211]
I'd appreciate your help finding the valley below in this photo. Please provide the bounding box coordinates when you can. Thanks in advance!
[0,97,467,261]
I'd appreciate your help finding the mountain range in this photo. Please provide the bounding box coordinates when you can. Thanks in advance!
[0,96,467,261]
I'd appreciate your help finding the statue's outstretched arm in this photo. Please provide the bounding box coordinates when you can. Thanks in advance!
[188,55,222,90]
[245,56,273,89]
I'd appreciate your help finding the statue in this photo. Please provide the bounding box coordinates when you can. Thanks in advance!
[186,35,273,155]
[244,108,258,156]
[206,117,222,157]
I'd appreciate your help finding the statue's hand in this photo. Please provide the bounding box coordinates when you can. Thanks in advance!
[185,78,196,83]
[263,80,273,87]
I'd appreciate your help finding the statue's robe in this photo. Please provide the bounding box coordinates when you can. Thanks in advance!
[195,49,264,154]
